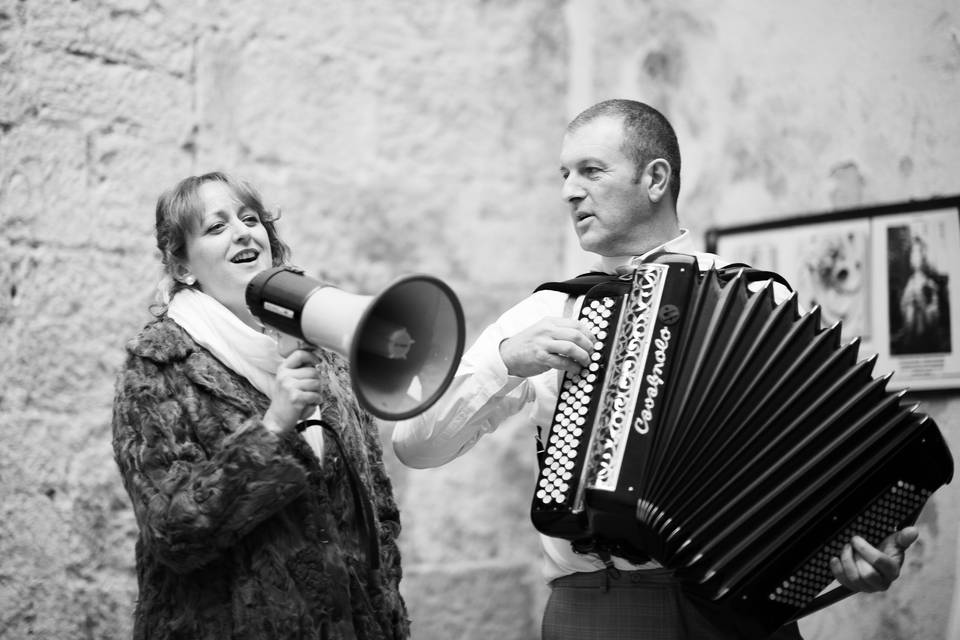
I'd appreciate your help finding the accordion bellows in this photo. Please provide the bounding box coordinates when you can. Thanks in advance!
[530,253,953,636]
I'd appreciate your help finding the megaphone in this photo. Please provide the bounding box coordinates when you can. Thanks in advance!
[245,266,465,421]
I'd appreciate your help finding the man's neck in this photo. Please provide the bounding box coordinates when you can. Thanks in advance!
[598,227,688,274]
[619,211,682,256]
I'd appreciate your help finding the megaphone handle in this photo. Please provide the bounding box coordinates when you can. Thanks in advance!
[296,419,381,575]
[275,332,310,357]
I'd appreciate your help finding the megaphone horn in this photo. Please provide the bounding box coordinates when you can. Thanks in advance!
[245,266,466,421]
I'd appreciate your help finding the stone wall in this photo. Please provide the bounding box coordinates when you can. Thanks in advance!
[2,1,959,639]
[1,1,565,637]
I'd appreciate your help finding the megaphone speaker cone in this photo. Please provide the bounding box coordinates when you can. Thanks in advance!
[349,275,465,421]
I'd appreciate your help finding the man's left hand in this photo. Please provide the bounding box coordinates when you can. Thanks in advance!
[830,526,919,592]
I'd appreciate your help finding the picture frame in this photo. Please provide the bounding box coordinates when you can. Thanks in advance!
[706,195,960,391]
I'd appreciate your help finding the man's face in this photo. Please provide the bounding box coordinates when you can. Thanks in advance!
[559,115,649,256]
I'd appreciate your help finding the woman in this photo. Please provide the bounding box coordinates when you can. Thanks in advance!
[112,172,409,639]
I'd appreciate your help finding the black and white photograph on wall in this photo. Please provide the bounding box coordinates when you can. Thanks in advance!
[708,196,960,391]
[887,223,952,356]
[794,220,872,342]
[709,218,872,344]
[872,205,960,389]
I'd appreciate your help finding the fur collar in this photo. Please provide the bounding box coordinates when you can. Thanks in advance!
[128,316,266,414]
[128,316,195,363]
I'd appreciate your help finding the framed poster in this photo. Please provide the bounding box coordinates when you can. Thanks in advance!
[706,195,960,391]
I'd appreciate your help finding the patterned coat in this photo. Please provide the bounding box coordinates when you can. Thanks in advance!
[112,317,410,640]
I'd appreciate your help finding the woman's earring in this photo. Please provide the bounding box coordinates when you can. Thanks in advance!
[183,275,196,286]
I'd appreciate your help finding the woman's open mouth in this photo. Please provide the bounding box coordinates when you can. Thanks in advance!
[230,249,259,264]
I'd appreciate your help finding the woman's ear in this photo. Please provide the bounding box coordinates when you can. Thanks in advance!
[171,260,195,286]
[644,158,672,203]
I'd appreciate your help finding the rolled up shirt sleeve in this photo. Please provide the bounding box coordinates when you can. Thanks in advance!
[392,289,568,468]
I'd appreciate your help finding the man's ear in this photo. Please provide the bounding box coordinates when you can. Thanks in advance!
[644,159,672,203]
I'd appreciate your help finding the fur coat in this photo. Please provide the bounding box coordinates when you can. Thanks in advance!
[112,317,409,640]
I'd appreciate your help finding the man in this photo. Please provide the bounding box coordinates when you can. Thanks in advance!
[393,99,917,639]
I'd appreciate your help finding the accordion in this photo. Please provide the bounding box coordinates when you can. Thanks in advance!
[530,253,953,637]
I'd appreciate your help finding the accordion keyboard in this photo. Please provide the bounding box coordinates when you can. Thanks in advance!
[535,295,619,510]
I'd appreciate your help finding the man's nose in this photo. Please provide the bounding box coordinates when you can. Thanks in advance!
[561,174,585,202]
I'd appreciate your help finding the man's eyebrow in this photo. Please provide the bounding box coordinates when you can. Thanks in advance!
[560,157,605,171]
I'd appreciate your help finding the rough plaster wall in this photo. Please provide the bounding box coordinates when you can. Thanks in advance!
[0,1,567,638]
[576,1,960,639]
[5,0,959,639]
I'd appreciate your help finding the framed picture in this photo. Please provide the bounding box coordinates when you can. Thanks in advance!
[706,195,960,391]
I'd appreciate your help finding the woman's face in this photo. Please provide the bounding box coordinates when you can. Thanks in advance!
[181,180,274,321]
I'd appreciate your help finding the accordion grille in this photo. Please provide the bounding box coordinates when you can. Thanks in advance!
[769,480,931,608]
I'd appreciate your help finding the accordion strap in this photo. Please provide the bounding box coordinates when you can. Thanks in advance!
[790,585,854,622]
[715,262,793,292]
[533,271,628,296]
[533,259,793,297]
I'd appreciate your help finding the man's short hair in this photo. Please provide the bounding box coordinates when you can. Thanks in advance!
[568,99,681,204]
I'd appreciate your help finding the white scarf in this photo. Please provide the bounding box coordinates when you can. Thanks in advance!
[167,288,324,459]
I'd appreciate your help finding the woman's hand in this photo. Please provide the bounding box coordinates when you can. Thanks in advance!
[263,349,324,434]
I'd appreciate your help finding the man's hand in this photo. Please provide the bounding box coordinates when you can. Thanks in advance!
[499,317,596,378]
[829,526,919,592]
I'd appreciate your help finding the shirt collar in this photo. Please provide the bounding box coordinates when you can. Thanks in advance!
[595,229,696,274]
